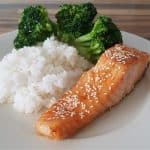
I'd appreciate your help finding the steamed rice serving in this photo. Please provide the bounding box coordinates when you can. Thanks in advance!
[0,37,91,113]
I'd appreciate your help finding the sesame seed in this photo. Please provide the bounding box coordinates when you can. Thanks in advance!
[81,102,86,110]
[79,112,85,119]
[85,109,90,114]
[95,100,99,103]
[70,112,76,117]
[111,83,114,86]
[76,91,79,94]
[90,105,94,108]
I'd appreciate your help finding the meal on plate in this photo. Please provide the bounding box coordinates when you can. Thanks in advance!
[0,3,149,140]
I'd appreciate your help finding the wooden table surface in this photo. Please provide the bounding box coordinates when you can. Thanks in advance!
[0,0,149,40]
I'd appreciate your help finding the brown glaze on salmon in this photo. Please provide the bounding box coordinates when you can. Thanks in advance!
[36,44,150,140]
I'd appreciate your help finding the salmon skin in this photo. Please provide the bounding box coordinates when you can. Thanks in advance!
[36,44,150,140]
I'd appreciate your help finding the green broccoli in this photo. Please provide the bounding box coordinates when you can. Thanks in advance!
[14,5,56,49]
[55,3,97,43]
[14,32,33,48]
[73,16,122,63]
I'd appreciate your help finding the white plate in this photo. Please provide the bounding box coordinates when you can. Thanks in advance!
[0,31,150,150]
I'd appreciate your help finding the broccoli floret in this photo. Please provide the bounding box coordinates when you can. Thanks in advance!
[14,5,56,49]
[73,16,122,63]
[14,31,33,49]
[55,3,97,43]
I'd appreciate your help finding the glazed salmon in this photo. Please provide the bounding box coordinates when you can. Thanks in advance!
[36,44,150,140]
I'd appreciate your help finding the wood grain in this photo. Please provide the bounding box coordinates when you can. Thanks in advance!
[0,0,149,40]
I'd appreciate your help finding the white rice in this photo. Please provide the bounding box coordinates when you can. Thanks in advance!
[0,37,91,113]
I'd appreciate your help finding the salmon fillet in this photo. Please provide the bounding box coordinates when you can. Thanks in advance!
[36,44,150,140]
